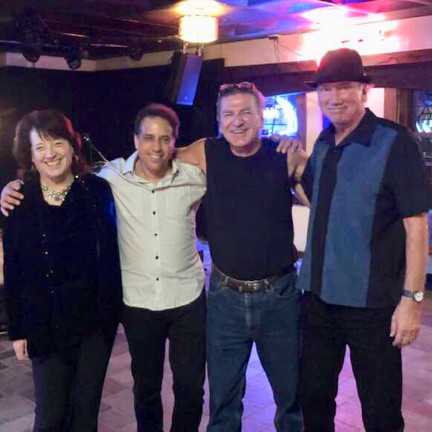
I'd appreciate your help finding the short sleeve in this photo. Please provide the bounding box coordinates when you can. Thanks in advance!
[385,129,431,217]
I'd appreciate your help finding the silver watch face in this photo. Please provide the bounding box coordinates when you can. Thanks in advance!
[413,291,425,302]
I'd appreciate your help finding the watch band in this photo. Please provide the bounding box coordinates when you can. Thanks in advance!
[401,289,424,303]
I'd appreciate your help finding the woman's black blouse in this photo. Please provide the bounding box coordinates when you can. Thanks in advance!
[3,174,122,358]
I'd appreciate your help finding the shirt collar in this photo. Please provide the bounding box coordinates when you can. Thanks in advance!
[123,151,138,175]
[320,108,377,148]
[122,151,180,184]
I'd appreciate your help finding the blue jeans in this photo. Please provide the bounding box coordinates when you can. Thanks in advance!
[207,271,303,432]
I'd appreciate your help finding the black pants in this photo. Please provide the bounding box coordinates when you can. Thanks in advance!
[122,290,206,432]
[31,329,115,432]
[300,294,404,432]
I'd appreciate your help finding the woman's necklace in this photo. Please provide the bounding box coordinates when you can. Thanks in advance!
[41,181,73,203]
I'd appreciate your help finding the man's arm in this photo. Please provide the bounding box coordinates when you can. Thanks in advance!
[286,148,310,206]
[277,138,311,207]
[391,213,428,348]
[1,180,24,217]
[176,138,207,173]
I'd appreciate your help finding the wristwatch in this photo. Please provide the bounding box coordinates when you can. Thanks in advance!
[401,289,425,303]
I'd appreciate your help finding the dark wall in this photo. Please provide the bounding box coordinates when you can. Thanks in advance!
[0,58,224,192]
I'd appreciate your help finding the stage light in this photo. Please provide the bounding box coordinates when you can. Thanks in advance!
[16,9,44,64]
[65,46,82,70]
[127,45,144,61]
[22,45,40,63]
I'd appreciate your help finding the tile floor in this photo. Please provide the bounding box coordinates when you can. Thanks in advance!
[1,292,431,432]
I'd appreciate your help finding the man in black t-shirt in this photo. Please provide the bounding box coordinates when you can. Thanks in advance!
[177,82,303,432]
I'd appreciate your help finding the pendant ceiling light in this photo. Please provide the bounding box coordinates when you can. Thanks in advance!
[177,0,221,44]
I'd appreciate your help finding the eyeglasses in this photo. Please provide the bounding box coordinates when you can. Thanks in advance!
[218,81,257,95]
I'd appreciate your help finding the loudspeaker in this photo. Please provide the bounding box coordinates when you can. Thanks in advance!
[165,52,203,106]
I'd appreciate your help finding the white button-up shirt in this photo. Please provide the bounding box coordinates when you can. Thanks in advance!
[98,152,206,311]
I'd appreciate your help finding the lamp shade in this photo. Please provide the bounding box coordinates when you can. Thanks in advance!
[179,15,218,43]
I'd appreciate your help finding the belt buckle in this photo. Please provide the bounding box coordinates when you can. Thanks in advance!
[241,280,261,293]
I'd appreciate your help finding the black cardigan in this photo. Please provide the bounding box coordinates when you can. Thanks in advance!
[3,174,122,358]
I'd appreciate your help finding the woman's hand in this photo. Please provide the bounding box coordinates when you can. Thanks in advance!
[12,339,29,360]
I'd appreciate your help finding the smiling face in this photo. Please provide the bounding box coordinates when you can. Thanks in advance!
[317,81,368,131]
[218,93,263,156]
[134,116,175,181]
[30,128,74,185]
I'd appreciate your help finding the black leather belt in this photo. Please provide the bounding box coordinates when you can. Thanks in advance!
[212,265,286,294]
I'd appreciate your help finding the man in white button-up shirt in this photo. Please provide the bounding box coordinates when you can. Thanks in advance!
[96,104,207,432]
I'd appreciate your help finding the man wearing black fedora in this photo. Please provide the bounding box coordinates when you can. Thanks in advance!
[286,48,430,431]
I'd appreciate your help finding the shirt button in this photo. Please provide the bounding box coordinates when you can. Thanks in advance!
[44,251,49,255]
[154,233,158,237]
[152,190,155,194]
[155,256,159,260]
[152,211,156,215]
[156,277,159,281]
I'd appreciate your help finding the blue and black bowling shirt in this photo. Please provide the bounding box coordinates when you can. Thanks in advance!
[298,108,431,308]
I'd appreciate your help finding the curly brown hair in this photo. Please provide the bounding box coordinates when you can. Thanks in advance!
[13,110,88,180]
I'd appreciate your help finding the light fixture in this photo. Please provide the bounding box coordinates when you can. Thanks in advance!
[65,45,82,70]
[22,45,41,63]
[127,44,144,61]
[179,14,218,44]
[16,9,44,64]
[176,0,220,44]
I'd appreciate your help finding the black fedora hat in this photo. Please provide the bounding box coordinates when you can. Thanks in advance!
[307,48,371,88]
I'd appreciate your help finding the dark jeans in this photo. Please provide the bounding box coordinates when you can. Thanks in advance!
[31,329,115,432]
[300,293,404,432]
[122,290,206,432]
[207,271,302,432]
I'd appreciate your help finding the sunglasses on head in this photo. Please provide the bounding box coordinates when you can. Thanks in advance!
[218,82,257,94]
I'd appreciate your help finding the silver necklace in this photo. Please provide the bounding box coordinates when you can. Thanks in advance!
[41,182,73,202]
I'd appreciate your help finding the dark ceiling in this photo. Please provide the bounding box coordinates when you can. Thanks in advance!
[0,0,432,62]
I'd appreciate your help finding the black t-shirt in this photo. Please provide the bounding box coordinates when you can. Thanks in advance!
[202,137,297,280]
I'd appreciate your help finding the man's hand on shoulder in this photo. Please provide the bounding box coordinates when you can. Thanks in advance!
[272,135,303,155]
[270,135,310,207]
[272,135,308,177]
[1,180,24,217]
[176,138,207,173]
